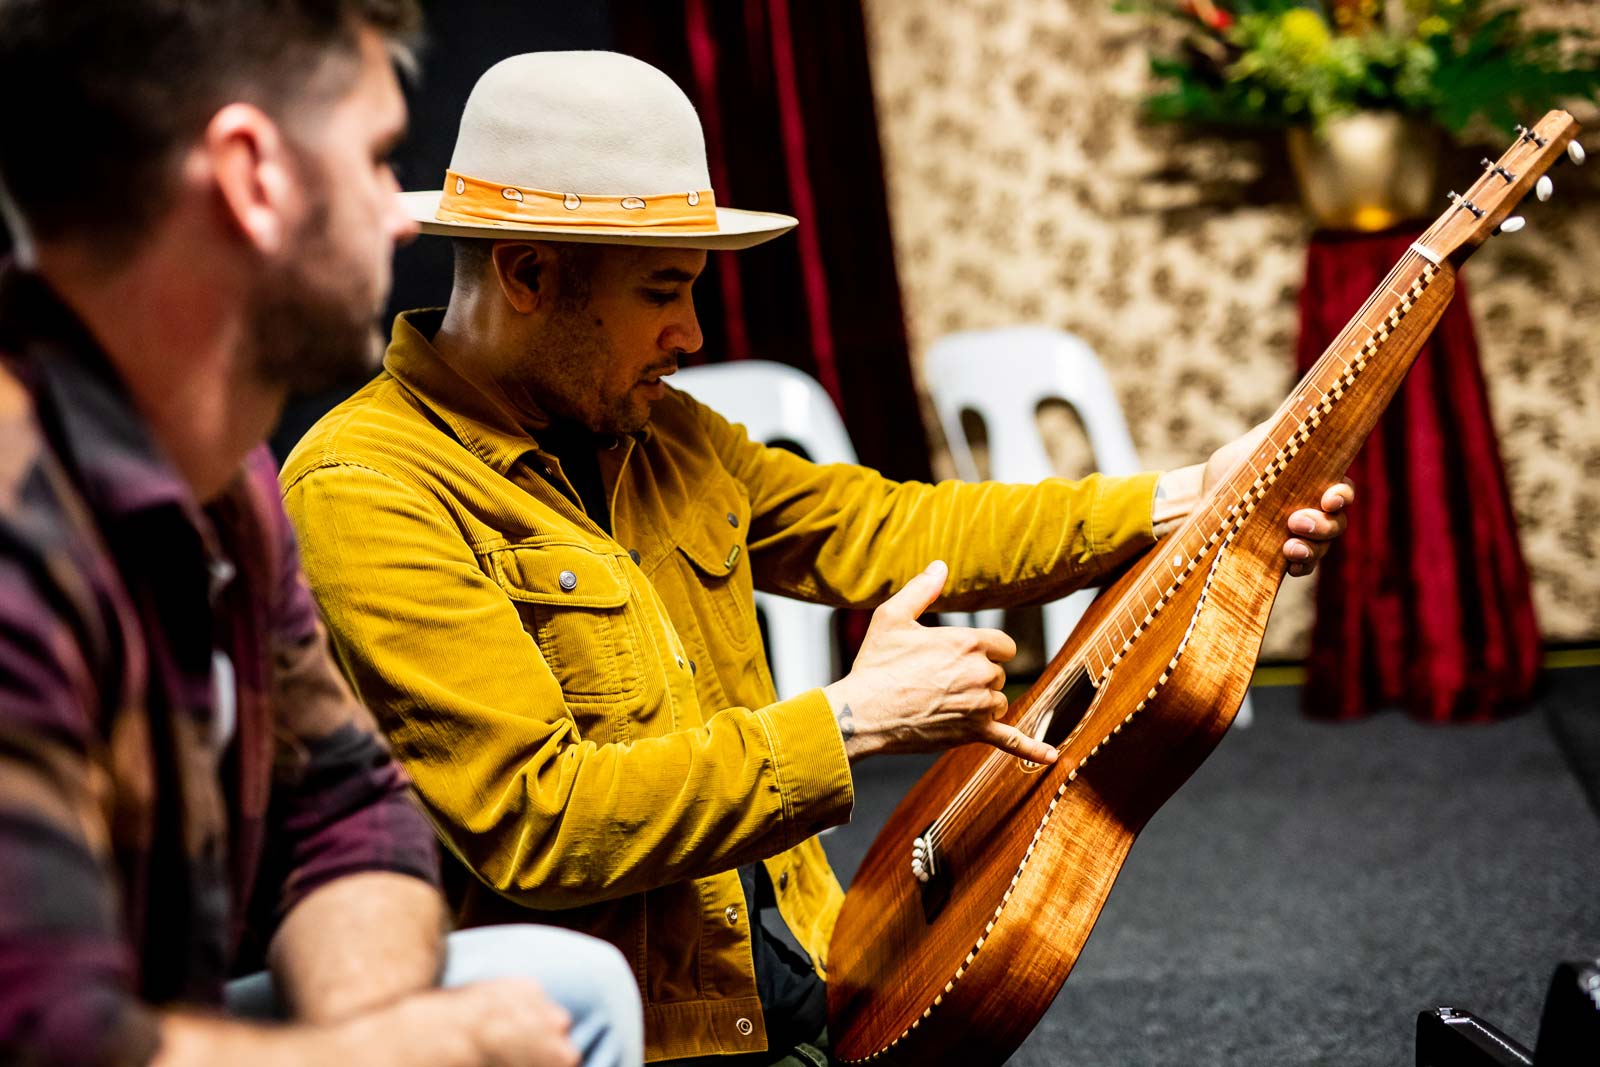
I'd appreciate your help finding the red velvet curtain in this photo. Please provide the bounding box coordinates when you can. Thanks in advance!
[615,0,930,483]
[1296,228,1540,721]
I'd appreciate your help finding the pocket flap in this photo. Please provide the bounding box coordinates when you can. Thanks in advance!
[485,541,630,608]
[674,482,752,577]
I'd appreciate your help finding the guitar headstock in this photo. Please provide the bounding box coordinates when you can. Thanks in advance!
[1419,110,1585,267]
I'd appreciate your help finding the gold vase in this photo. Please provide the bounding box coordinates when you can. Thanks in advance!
[1286,112,1440,231]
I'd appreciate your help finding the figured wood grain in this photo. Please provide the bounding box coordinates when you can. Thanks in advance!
[827,112,1582,1066]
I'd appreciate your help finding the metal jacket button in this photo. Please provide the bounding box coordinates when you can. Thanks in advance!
[777,870,789,891]
[735,1018,754,1036]
[726,511,739,527]
[725,904,740,925]
[558,570,578,591]
[628,549,641,565]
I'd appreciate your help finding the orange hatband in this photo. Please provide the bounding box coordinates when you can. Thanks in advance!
[435,170,719,231]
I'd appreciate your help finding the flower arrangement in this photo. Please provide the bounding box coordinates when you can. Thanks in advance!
[1134,0,1600,137]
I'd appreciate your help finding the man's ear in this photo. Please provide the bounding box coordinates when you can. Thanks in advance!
[491,241,552,314]
[202,103,298,256]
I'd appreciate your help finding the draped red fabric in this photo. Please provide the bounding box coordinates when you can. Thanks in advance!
[763,0,843,404]
[616,0,930,484]
[684,0,751,364]
[1295,228,1541,721]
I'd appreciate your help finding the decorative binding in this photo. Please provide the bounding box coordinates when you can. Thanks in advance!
[842,260,1441,1063]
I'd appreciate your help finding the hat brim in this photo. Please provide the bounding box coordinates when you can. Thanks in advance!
[400,190,796,251]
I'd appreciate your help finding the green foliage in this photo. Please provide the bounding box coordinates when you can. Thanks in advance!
[1133,0,1600,137]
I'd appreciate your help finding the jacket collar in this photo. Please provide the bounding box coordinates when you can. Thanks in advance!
[382,308,646,476]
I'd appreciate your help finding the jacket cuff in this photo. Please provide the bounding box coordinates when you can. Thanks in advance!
[1087,470,1162,574]
[753,688,855,842]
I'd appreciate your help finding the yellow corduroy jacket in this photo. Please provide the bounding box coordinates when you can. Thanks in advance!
[279,310,1161,1062]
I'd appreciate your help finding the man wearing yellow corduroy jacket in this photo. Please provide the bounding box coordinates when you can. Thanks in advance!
[281,53,1352,1065]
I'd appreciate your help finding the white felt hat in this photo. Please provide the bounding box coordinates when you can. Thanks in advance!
[402,51,796,251]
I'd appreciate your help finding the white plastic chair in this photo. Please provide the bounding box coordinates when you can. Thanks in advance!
[672,360,857,701]
[924,326,1254,726]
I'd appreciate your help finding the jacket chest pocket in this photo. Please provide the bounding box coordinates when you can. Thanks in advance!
[670,480,755,656]
[485,542,643,707]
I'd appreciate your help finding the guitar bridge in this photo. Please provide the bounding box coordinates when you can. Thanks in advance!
[912,824,951,923]
[911,828,937,883]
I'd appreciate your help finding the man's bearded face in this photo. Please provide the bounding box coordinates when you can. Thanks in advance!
[248,179,388,394]
[517,245,707,435]
[247,27,411,393]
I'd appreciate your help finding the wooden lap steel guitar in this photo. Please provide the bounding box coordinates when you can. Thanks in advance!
[827,111,1585,1066]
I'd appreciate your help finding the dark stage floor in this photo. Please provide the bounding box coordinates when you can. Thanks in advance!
[816,666,1600,1067]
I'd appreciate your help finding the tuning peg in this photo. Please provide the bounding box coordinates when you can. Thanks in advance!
[1498,216,1526,234]
[1571,141,1587,165]
[1536,175,1553,202]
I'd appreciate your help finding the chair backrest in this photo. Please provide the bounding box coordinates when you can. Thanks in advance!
[672,360,858,466]
[671,360,856,702]
[924,326,1140,483]
[923,327,1144,653]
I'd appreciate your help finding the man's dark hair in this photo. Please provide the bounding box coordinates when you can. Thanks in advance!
[452,237,494,285]
[0,0,421,255]
[453,237,601,311]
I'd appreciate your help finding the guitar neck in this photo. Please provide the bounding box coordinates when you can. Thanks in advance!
[1077,243,1448,684]
[1070,110,1583,688]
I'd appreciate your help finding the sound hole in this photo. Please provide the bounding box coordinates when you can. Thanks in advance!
[1030,667,1097,751]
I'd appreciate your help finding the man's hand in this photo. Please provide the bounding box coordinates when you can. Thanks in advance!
[822,561,1057,766]
[1156,422,1354,578]
[155,976,579,1067]
[368,979,580,1067]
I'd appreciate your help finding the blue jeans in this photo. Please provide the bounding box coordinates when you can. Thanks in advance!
[226,924,643,1067]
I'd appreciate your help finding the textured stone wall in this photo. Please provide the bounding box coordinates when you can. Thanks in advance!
[862,0,1600,657]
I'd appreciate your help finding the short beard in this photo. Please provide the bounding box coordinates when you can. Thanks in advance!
[520,245,658,434]
[246,165,385,394]
[520,301,643,434]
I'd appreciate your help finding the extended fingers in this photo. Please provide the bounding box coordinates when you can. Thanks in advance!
[985,659,1008,695]
[877,560,949,624]
[972,627,1018,663]
[1284,532,1333,576]
[981,719,1058,765]
[1283,479,1355,576]
[958,655,1007,701]
[1287,506,1347,543]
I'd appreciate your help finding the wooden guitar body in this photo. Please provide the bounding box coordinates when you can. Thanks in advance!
[826,534,1263,1064]
[828,113,1580,1065]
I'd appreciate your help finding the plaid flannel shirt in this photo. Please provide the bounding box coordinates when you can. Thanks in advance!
[0,270,440,1067]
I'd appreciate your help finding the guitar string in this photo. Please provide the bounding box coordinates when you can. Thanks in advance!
[864,137,1545,1061]
[922,247,1429,853]
[925,122,1529,858]
[922,250,1423,852]
[919,247,1439,857]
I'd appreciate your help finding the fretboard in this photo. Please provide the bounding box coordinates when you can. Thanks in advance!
[1080,247,1441,686]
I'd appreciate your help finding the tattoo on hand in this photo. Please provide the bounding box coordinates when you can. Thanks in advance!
[837,703,855,740]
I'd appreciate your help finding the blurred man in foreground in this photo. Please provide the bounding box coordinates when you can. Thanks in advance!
[0,4,639,1065]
